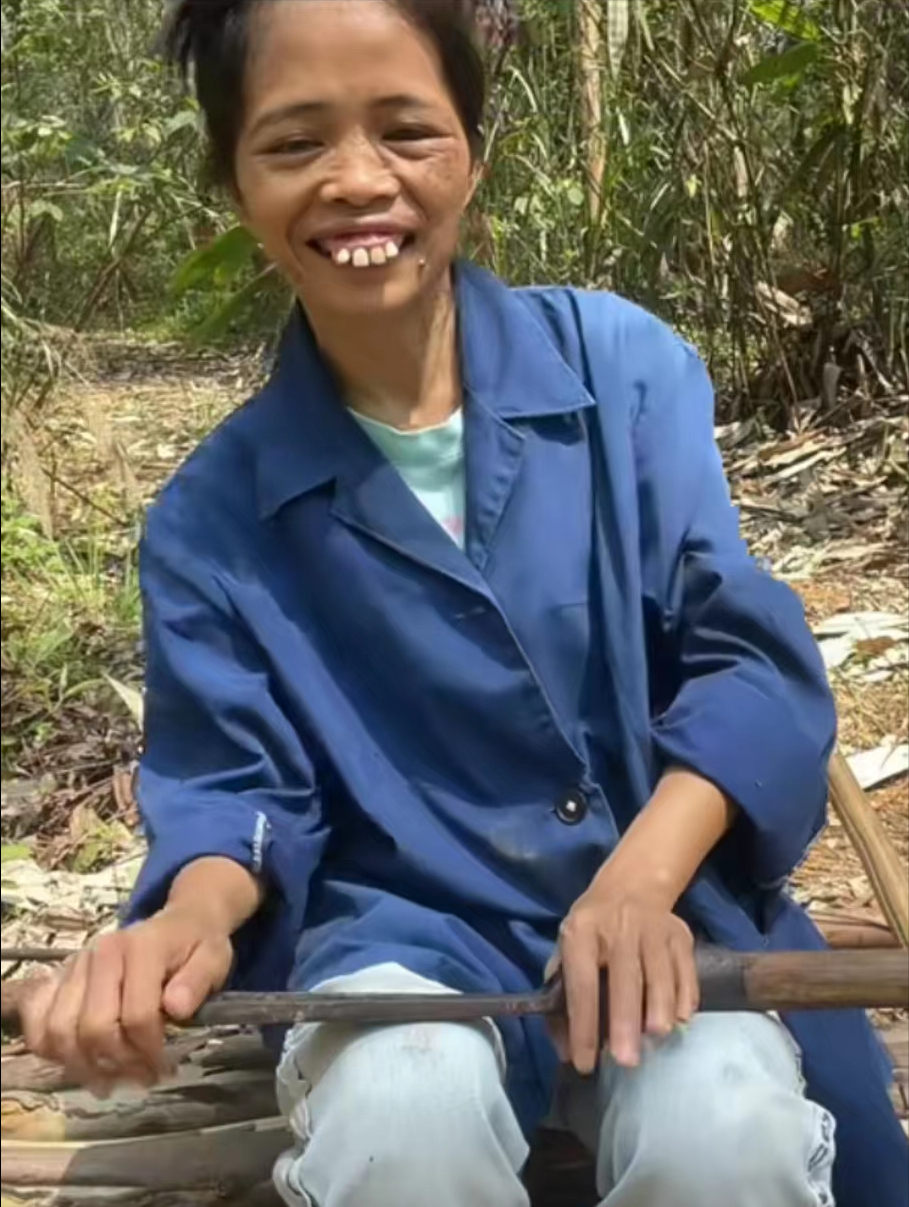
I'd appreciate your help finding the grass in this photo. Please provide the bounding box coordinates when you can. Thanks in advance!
[1,489,141,776]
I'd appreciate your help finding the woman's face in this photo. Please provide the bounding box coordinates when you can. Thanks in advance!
[235,0,478,319]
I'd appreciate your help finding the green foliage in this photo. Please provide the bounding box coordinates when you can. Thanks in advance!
[0,0,906,773]
[164,0,908,416]
[1,0,218,455]
[1,487,141,773]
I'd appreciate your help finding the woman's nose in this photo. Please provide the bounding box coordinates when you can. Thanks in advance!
[321,137,398,207]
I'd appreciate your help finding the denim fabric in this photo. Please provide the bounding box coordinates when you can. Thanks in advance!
[273,964,835,1207]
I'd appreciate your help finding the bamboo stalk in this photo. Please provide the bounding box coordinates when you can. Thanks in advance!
[828,749,909,948]
[742,948,909,1011]
[577,0,606,215]
[808,910,899,949]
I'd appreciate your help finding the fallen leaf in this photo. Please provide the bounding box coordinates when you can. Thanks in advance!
[846,741,909,791]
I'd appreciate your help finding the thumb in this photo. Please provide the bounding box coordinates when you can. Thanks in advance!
[161,942,228,1022]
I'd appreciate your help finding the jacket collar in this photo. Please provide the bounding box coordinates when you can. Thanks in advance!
[252,261,592,520]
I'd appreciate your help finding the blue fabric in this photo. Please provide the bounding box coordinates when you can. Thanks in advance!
[126,263,907,1206]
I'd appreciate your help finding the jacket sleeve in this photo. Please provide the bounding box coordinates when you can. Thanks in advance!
[123,503,328,990]
[635,333,836,887]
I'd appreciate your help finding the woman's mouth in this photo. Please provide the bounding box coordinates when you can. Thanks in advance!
[309,231,414,268]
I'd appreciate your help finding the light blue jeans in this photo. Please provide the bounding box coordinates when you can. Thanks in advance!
[273,963,836,1207]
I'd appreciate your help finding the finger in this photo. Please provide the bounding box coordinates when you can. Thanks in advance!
[19,970,61,1057]
[119,933,170,1072]
[43,954,97,1086]
[162,937,231,1023]
[607,938,645,1068]
[672,933,700,1023]
[641,932,677,1039]
[79,938,155,1081]
[559,921,601,1075]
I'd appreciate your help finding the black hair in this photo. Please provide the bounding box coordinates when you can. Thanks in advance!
[164,0,497,186]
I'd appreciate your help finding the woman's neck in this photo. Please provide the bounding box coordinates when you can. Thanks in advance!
[305,273,461,431]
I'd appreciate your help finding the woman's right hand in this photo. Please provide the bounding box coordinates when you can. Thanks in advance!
[20,904,234,1095]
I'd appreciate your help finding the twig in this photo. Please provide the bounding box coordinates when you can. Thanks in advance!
[1,948,75,964]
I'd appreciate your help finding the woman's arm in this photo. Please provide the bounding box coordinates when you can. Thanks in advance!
[21,492,327,1090]
[557,318,835,1075]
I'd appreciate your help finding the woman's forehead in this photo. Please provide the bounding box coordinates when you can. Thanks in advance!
[244,0,452,112]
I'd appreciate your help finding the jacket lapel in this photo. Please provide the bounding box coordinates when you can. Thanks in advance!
[330,455,492,597]
[252,265,594,592]
[457,265,594,573]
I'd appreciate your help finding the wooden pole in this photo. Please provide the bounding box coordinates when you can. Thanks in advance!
[577,0,606,215]
[828,749,909,948]
[4,948,907,1033]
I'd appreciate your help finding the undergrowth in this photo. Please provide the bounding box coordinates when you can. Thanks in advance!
[1,488,141,775]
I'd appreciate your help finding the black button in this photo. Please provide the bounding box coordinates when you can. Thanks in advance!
[556,790,588,825]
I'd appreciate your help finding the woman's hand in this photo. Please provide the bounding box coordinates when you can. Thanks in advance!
[552,873,699,1074]
[19,904,234,1095]
[549,768,735,1075]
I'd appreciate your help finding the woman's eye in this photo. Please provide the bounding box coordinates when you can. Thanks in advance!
[385,126,436,143]
[268,138,320,157]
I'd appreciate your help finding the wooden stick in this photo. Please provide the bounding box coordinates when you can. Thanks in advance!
[577,0,605,215]
[808,910,899,949]
[828,749,909,948]
[742,948,909,1011]
[3,949,907,1033]
[1,948,79,964]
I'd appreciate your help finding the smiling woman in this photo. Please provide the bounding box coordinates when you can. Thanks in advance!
[14,3,909,1207]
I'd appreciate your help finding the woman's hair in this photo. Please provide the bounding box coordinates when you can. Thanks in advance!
[164,0,493,186]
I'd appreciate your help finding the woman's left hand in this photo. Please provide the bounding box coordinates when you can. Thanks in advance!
[550,872,699,1074]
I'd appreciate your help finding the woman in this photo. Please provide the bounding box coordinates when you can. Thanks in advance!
[21,3,906,1205]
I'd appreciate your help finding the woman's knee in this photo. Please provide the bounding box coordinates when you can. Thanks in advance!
[274,1016,528,1207]
[597,1015,835,1205]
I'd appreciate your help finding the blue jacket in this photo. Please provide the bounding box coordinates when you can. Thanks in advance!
[128,263,907,1205]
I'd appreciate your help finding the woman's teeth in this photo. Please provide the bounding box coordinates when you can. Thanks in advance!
[329,240,402,268]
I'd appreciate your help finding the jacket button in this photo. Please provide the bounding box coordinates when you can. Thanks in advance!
[556,790,588,825]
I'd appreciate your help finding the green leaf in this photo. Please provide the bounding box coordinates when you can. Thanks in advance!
[748,0,822,41]
[566,184,585,208]
[743,42,819,86]
[189,267,277,343]
[164,109,199,137]
[105,675,144,728]
[782,122,843,199]
[605,0,631,79]
[170,225,259,297]
[27,200,64,224]
[1,844,31,864]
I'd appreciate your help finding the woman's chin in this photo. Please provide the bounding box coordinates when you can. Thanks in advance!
[296,258,436,318]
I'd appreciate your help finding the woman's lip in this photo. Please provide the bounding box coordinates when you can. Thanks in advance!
[313,230,411,253]
[309,231,414,268]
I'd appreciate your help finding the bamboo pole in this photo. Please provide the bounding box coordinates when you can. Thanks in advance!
[577,0,606,215]
[828,749,909,948]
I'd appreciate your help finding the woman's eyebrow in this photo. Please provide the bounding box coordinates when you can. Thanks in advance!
[249,94,435,138]
[249,102,328,138]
